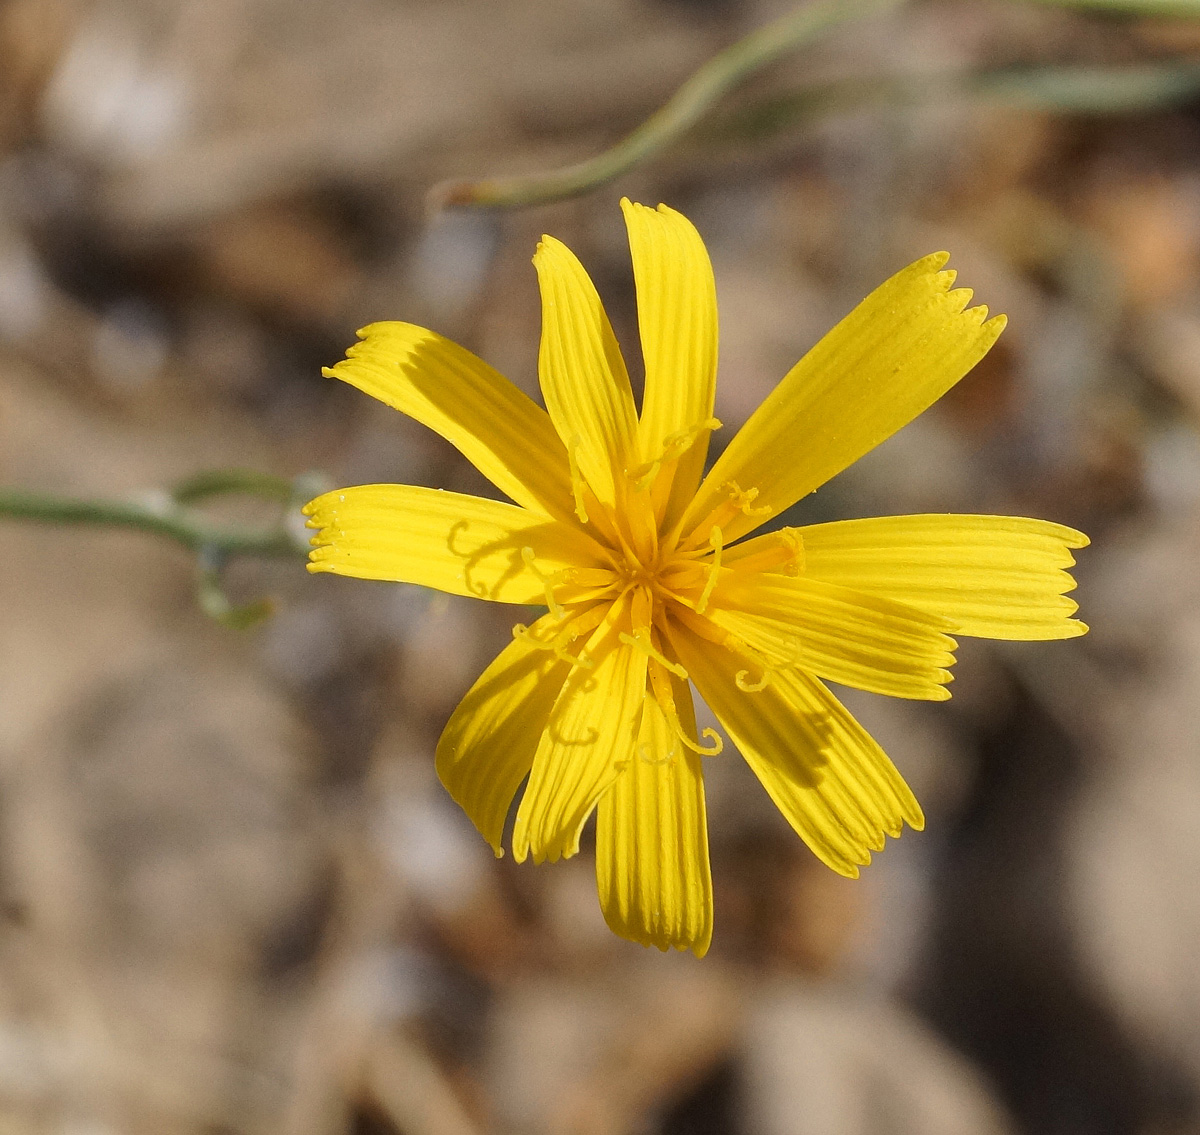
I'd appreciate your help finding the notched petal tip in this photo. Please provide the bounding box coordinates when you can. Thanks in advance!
[647,929,713,959]
[302,488,336,513]
[946,286,973,315]
[954,299,1002,332]
[625,198,681,222]
[513,804,588,867]
[831,814,929,875]
[530,843,569,866]
[602,898,716,961]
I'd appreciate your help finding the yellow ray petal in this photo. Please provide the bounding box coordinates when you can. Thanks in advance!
[702,574,957,700]
[622,199,719,523]
[667,623,923,877]
[436,612,574,855]
[729,514,1090,640]
[304,484,610,604]
[324,322,576,522]
[513,597,648,865]
[534,236,640,511]
[682,253,1006,544]
[595,672,713,956]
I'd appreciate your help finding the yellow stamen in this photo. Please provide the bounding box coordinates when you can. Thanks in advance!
[510,622,588,668]
[619,629,688,680]
[521,546,573,620]
[673,720,723,756]
[695,526,723,614]
[510,604,607,669]
[779,528,805,575]
[645,654,723,757]
[662,416,722,462]
[626,416,723,493]
[735,669,770,692]
[677,480,771,553]
[724,481,772,518]
[626,457,663,495]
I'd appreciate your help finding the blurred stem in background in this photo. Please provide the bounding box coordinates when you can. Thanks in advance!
[435,0,1200,211]
[708,62,1200,143]
[430,0,906,210]
[0,472,319,628]
[1027,0,1200,14]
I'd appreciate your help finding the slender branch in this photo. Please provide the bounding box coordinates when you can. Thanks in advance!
[1020,0,1200,15]
[430,0,905,211]
[709,62,1200,142]
[973,61,1200,111]
[0,487,308,560]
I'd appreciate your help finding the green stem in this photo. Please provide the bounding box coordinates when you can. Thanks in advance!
[172,468,297,506]
[1019,0,1200,15]
[709,62,1200,141]
[0,487,308,559]
[430,0,905,210]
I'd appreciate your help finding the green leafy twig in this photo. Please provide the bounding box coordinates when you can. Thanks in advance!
[0,470,323,627]
[0,486,305,558]
[430,0,904,211]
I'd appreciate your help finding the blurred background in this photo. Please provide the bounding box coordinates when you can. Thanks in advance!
[3,0,1200,1132]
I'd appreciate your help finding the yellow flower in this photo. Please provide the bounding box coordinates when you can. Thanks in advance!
[304,199,1087,958]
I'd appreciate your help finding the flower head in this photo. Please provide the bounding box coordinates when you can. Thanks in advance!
[304,199,1087,957]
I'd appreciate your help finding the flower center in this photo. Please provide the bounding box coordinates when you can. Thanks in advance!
[608,515,716,632]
